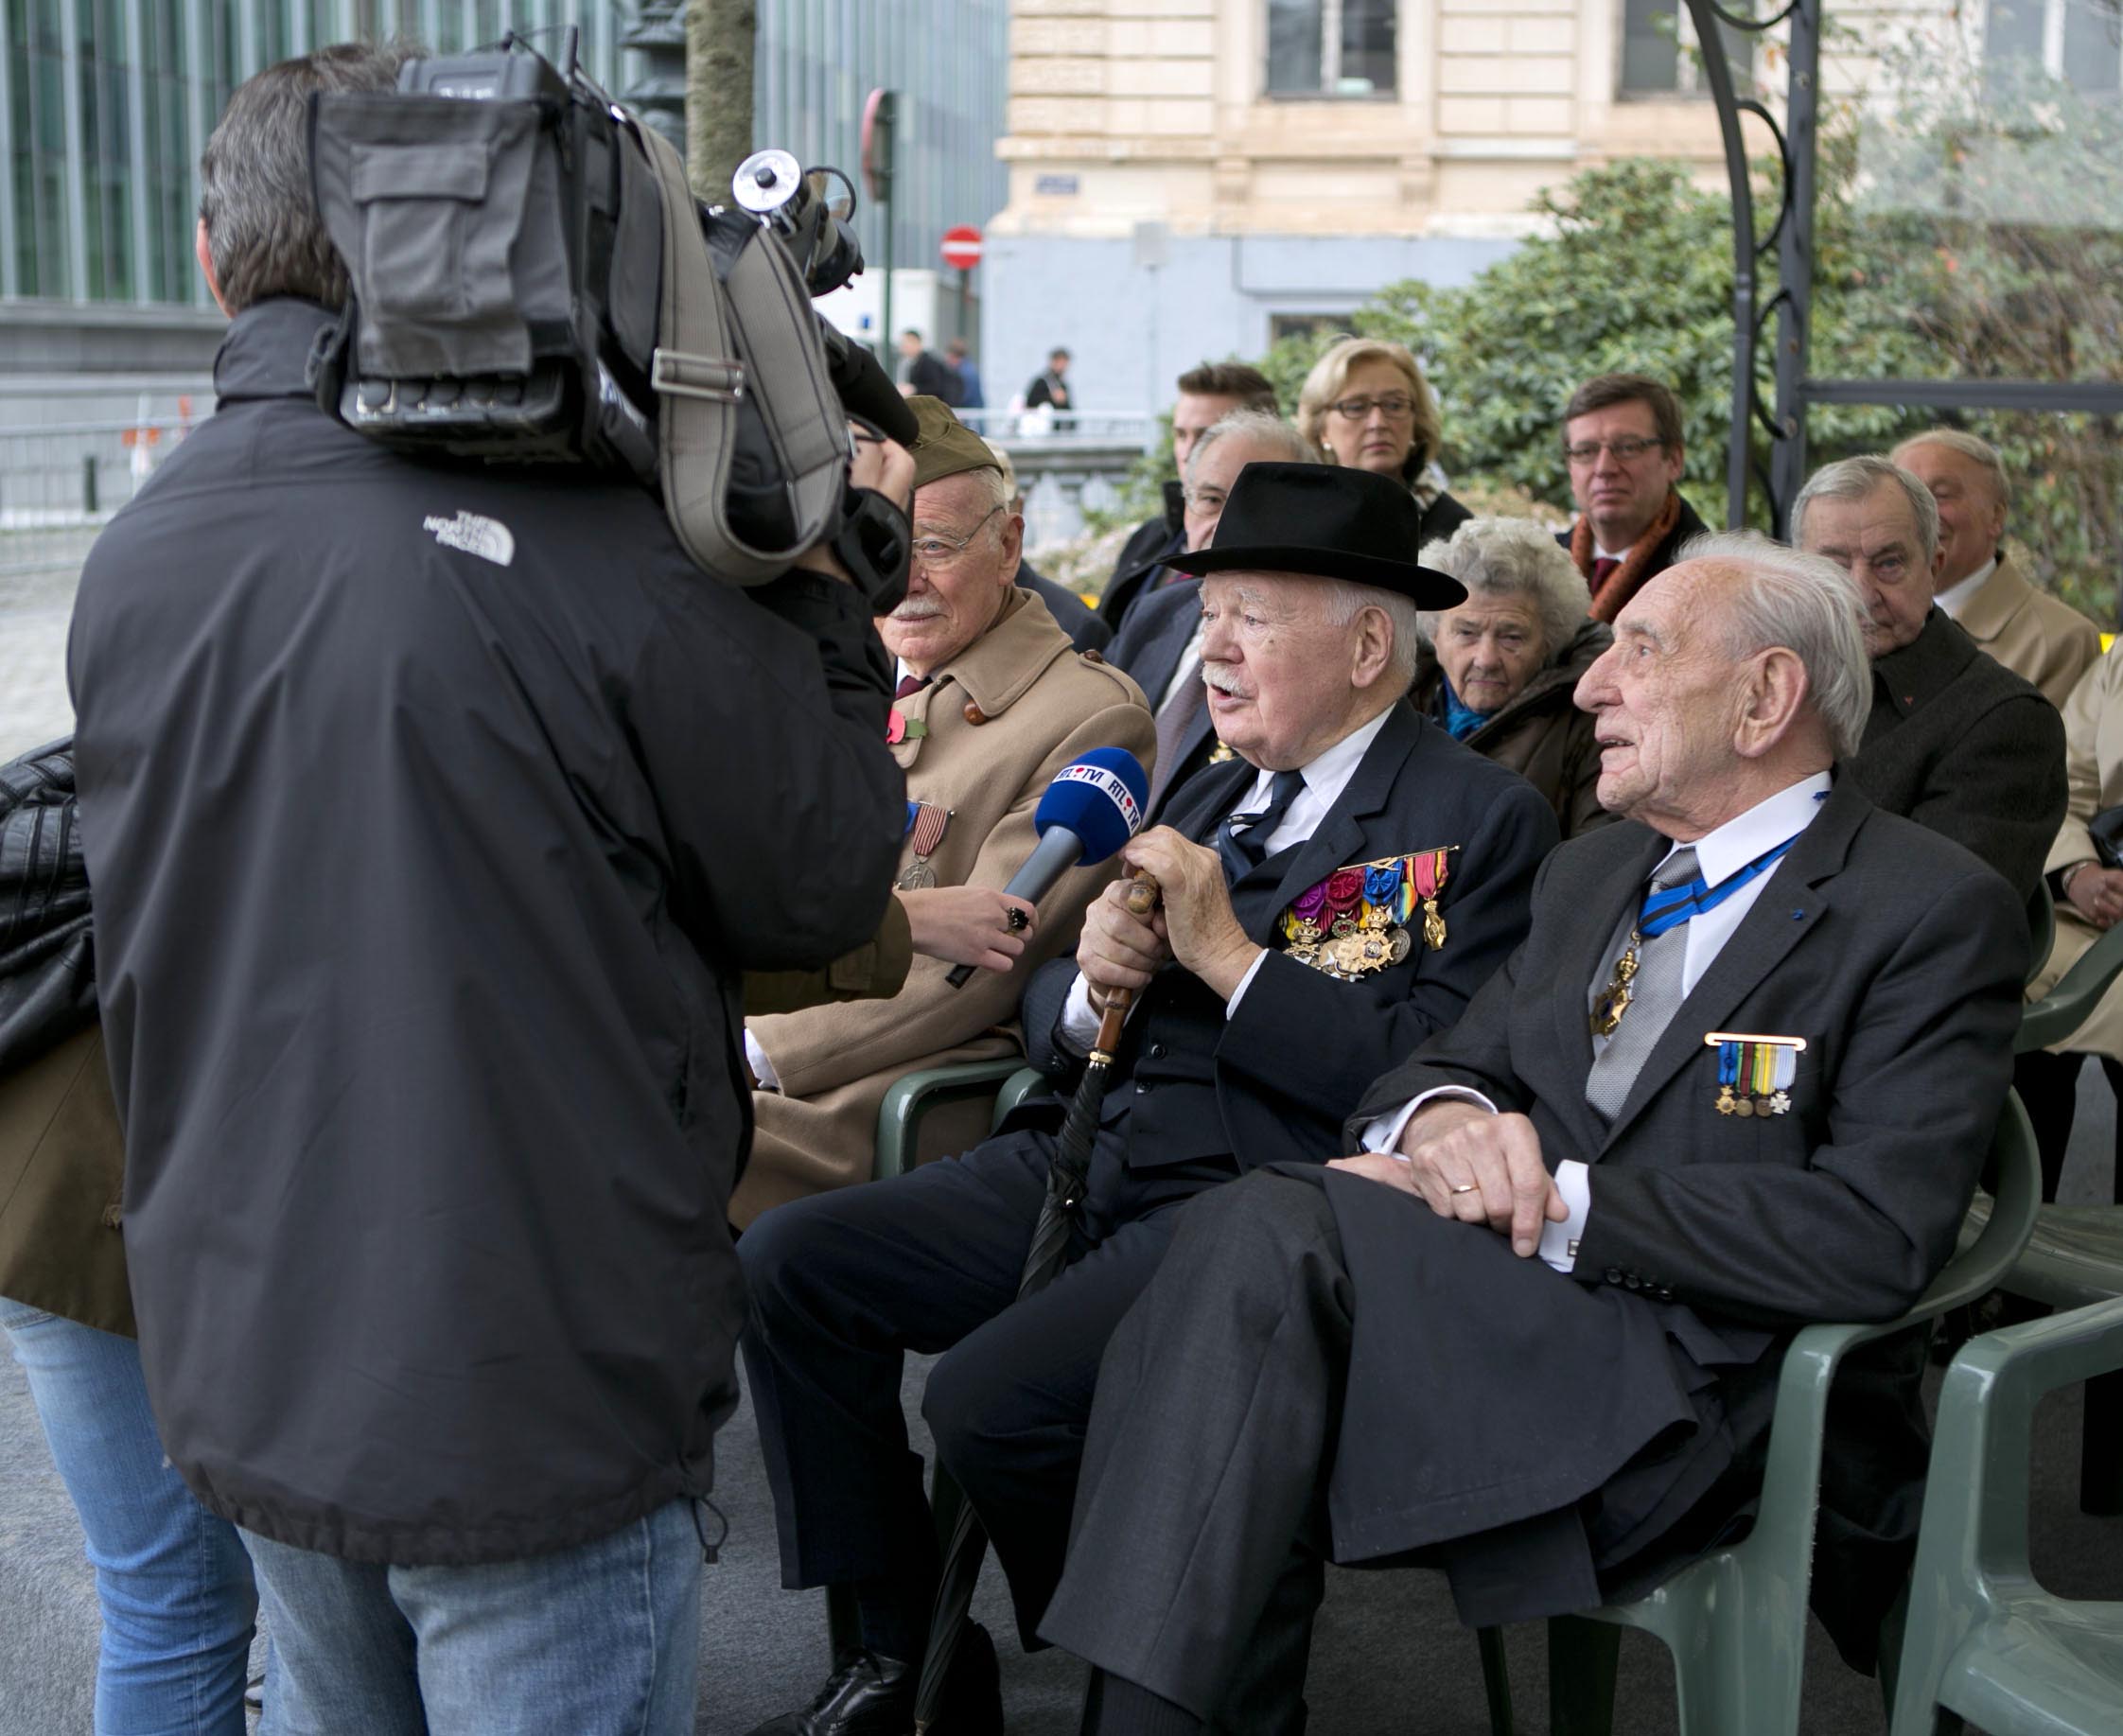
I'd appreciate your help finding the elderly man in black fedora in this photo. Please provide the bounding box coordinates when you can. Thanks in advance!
[739,464,1559,1735]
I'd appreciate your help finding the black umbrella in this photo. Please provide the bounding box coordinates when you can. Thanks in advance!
[912,871,1162,1732]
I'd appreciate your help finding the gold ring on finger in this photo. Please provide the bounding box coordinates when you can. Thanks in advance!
[1449,1183,1478,1196]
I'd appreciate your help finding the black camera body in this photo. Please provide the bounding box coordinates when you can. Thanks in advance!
[308,35,904,482]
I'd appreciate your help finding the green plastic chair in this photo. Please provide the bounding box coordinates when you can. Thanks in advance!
[2015,916,2123,1054]
[871,1060,1049,1179]
[2026,882,2058,991]
[1483,1092,2043,1736]
[1886,1294,2123,1736]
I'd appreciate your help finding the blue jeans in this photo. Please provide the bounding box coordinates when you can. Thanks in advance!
[241,1497,705,1736]
[0,1298,258,1736]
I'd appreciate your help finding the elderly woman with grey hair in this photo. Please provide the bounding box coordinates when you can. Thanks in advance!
[1412,517,1614,837]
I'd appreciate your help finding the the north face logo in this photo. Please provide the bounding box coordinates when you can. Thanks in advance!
[423,511,516,568]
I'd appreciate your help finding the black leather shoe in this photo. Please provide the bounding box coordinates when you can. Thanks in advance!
[745,1621,1003,1736]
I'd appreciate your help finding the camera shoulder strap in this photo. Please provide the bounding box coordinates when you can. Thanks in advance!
[633,121,848,587]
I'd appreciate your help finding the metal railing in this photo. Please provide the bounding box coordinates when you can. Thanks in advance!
[0,412,202,605]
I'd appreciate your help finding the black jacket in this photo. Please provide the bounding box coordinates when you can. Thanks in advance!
[67,299,906,1565]
[1022,703,1558,1184]
[1345,781,2023,1650]
[1847,607,2066,903]
[1098,482,1186,630]
[0,739,93,1076]
[1016,558,1112,656]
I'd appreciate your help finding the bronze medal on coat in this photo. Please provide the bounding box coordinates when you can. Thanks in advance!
[896,801,953,890]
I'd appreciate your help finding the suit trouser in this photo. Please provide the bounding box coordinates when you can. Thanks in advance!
[1039,1171,1353,1726]
[739,1127,1212,1647]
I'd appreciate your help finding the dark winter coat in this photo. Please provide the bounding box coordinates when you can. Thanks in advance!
[1409,620,1615,839]
[66,298,905,1565]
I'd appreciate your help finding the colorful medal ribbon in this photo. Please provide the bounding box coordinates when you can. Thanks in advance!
[1410,847,1451,951]
[896,801,953,889]
[1710,1032,1799,1116]
[1276,846,1459,979]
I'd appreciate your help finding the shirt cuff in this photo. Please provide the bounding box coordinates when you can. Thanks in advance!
[1357,1086,1500,1158]
[1537,1159,1591,1273]
[744,1028,779,1092]
[1223,949,1271,1018]
[1059,971,1104,1055]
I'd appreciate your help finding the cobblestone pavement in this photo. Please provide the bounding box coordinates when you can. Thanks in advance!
[0,559,80,760]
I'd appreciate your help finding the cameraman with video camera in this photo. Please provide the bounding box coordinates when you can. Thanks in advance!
[67,44,911,1731]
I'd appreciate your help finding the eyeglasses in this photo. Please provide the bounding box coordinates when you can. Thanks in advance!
[909,503,1004,568]
[1564,435,1667,465]
[1328,393,1416,422]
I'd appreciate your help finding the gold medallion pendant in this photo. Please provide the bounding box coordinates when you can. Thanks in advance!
[1590,937,1641,1037]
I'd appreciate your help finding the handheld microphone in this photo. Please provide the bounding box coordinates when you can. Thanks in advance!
[943,746,1149,989]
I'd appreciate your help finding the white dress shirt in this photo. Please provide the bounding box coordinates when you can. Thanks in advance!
[1934,555,1998,622]
[1359,770,1834,1271]
[1057,706,1396,1051]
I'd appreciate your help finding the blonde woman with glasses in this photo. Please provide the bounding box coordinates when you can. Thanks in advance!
[1296,336,1472,549]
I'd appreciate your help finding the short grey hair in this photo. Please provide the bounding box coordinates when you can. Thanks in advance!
[1322,580,1425,687]
[1789,455,1940,572]
[1184,408,1317,481]
[1418,517,1590,666]
[1890,428,2012,514]
[1676,530,1871,757]
[200,43,413,315]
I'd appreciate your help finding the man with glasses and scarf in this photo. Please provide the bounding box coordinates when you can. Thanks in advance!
[736,397,1154,1227]
[1555,373,1711,622]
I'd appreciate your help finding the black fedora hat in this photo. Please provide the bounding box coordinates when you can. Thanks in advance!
[1171,463,1465,609]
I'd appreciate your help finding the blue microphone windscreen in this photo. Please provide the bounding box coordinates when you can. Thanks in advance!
[1034,747,1149,866]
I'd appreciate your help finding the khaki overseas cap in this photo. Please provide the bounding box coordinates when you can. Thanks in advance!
[908,395,1003,490]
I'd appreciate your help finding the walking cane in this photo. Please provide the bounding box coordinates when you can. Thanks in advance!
[911,868,1163,1733]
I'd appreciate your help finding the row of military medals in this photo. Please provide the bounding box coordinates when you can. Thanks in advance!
[1282,850,1454,981]
[1709,1033,1799,1117]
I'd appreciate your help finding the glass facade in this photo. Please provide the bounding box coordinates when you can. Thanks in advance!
[0,2,626,307]
[0,0,1008,314]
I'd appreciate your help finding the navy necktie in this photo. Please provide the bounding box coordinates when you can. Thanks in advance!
[1216,768,1306,885]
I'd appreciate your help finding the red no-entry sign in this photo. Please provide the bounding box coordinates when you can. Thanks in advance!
[940,225,983,271]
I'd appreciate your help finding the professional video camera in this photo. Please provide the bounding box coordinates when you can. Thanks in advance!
[306,30,913,599]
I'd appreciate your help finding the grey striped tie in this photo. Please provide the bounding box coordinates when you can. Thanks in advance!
[1585,847,1699,1121]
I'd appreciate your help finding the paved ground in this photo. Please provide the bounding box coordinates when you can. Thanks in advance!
[0,559,81,760]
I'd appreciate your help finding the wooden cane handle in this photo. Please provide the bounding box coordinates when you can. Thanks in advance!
[1091,869,1164,1054]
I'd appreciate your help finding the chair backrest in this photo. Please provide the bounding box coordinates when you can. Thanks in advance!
[1914,1090,2043,1317]
[2017,917,2123,1053]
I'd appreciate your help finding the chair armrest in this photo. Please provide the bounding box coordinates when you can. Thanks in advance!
[874,1058,1032,1181]
[991,1066,1049,1129]
[2016,919,2123,1052]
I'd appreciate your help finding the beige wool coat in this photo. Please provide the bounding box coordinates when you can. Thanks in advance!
[2032,640,2123,1058]
[734,587,1153,1225]
[1956,548,2102,710]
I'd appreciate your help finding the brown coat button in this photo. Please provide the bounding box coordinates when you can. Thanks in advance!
[1080,648,1105,665]
[963,703,989,726]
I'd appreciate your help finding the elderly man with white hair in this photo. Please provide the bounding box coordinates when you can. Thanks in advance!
[736,464,1558,1736]
[1108,407,1322,810]
[1889,427,2100,709]
[1041,535,2028,1734]
[1413,516,1614,836]
[1793,452,2065,903]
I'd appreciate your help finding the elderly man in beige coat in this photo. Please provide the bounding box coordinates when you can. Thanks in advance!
[734,400,1155,1225]
[1892,428,2100,709]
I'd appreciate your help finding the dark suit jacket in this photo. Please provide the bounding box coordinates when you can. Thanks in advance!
[1106,578,1219,814]
[1552,491,1711,615]
[1334,779,2024,1653]
[1020,702,1558,1197]
[1846,607,2066,903]
[1097,484,1185,629]
[1015,560,1112,656]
